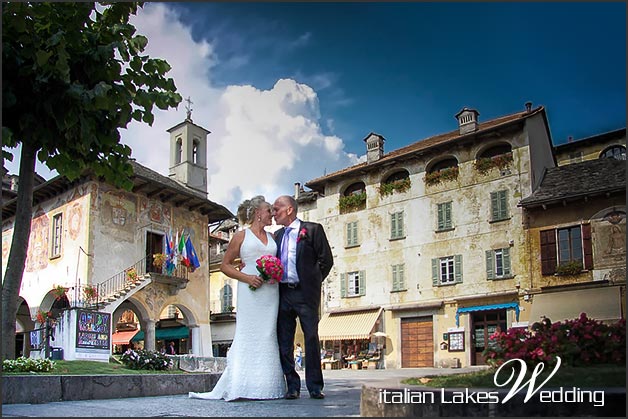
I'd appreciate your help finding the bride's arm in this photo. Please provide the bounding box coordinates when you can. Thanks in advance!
[220,231,263,289]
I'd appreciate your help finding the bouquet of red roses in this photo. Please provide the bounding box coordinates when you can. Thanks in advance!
[250,255,284,291]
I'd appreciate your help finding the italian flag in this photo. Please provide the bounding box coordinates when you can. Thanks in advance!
[179,233,190,267]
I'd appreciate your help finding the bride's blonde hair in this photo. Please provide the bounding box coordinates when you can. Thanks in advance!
[237,195,269,225]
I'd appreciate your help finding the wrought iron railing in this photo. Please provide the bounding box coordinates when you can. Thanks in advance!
[75,257,189,309]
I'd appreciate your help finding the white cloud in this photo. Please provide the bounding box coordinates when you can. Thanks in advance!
[127,4,357,213]
[3,3,359,216]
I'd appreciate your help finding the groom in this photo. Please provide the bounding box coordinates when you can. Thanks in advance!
[272,195,333,400]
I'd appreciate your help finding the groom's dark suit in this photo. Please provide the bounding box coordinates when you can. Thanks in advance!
[275,220,333,397]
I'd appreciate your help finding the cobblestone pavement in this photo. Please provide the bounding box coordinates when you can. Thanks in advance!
[2,366,485,417]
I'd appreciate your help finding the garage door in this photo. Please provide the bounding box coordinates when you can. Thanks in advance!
[401,317,434,368]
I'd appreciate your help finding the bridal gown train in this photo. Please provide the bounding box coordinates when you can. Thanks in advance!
[189,228,286,401]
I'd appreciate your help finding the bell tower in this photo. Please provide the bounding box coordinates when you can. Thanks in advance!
[168,97,209,197]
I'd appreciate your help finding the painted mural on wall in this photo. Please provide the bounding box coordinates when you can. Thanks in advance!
[142,283,168,317]
[25,208,50,272]
[593,210,626,270]
[101,190,137,242]
[67,201,84,240]
[138,197,172,227]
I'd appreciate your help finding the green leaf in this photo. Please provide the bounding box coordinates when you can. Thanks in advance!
[35,50,53,67]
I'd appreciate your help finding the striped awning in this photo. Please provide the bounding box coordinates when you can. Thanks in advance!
[111,330,139,345]
[318,308,382,341]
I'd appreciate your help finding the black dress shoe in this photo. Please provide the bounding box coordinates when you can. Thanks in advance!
[309,391,325,399]
[285,390,300,399]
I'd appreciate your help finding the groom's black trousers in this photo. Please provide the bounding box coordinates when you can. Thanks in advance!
[277,283,324,395]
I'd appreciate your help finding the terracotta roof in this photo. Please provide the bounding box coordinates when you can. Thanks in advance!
[518,158,626,208]
[2,161,234,223]
[305,106,545,191]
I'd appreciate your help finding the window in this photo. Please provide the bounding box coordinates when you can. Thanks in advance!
[490,190,509,221]
[485,248,511,279]
[600,145,626,160]
[540,224,592,275]
[221,284,233,312]
[340,271,365,297]
[175,138,183,164]
[432,255,462,286]
[192,140,199,164]
[437,201,453,231]
[392,264,405,291]
[390,211,405,239]
[51,213,63,258]
[346,221,359,247]
[568,151,583,163]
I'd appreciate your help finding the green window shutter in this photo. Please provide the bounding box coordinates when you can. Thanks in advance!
[444,202,452,229]
[490,192,499,221]
[352,221,358,246]
[499,190,508,219]
[398,212,404,237]
[346,223,352,246]
[399,264,405,289]
[431,258,439,286]
[340,273,346,298]
[437,203,444,230]
[486,250,494,280]
[390,213,397,238]
[392,265,398,290]
[503,247,511,276]
[359,270,366,296]
[454,254,463,283]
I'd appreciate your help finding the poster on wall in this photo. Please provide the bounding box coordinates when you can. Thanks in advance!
[76,310,111,349]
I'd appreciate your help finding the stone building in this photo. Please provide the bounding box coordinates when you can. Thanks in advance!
[1,115,233,360]
[300,103,560,369]
[520,129,626,324]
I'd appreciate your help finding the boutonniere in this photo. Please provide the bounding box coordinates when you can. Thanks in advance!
[297,227,308,243]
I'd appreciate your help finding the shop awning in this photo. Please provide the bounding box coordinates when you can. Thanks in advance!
[112,330,139,345]
[529,286,622,323]
[318,308,382,341]
[131,326,190,342]
[456,302,520,327]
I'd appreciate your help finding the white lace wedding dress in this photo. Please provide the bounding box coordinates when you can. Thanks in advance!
[189,228,286,401]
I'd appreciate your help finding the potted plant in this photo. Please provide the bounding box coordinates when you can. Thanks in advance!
[339,192,367,214]
[378,178,411,196]
[555,260,584,276]
[153,253,166,269]
[424,166,459,186]
[83,285,98,303]
[36,309,53,325]
[52,284,68,301]
[126,267,138,282]
[474,152,514,175]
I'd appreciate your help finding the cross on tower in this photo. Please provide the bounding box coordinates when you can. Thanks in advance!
[185,96,194,120]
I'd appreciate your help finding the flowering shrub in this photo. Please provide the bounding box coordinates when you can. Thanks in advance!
[251,255,284,291]
[483,313,626,368]
[378,178,411,196]
[83,285,98,302]
[120,348,174,371]
[424,166,459,186]
[474,152,513,175]
[152,253,166,269]
[36,309,53,324]
[339,192,366,213]
[3,357,55,372]
[52,284,68,301]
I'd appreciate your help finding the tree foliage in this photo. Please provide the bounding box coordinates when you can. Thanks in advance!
[1,2,182,359]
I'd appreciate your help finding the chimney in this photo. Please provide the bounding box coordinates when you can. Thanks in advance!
[363,133,385,164]
[525,101,532,112]
[454,107,480,135]
[294,182,301,199]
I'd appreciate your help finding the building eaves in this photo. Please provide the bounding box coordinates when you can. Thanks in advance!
[553,127,626,153]
[305,106,544,192]
[518,158,626,208]
[2,161,234,223]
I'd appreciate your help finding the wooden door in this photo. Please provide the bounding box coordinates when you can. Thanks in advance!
[401,317,434,368]
[471,310,507,365]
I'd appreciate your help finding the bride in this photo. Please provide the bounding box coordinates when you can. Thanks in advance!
[189,196,286,401]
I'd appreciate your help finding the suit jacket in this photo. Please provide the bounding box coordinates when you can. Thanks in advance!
[275,221,333,308]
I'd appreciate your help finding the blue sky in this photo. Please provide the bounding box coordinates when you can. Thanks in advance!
[4,2,625,214]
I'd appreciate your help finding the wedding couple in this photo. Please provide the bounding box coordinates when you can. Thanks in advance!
[190,195,334,402]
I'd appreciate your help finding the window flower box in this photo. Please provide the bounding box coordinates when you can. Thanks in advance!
[339,192,366,214]
[378,178,411,196]
[474,152,513,175]
[425,166,459,186]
